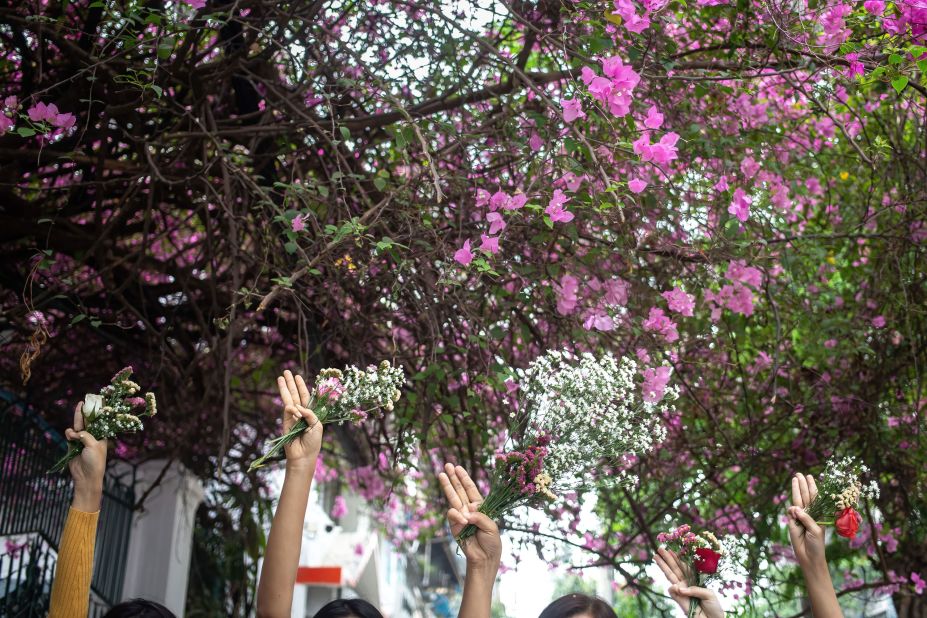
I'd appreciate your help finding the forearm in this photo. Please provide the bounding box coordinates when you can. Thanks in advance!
[48,507,100,618]
[801,560,844,618]
[257,460,316,618]
[458,563,498,618]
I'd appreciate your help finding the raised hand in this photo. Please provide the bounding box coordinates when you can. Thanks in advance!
[64,402,107,512]
[438,463,501,571]
[277,370,322,464]
[654,548,725,618]
[787,473,827,568]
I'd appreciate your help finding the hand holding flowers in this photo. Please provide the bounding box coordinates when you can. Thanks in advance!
[656,526,727,618]
[277,370,323,465]
[249,361,404,472]
[654,547,724,618]
[49,367,156,474]
[64,402,108,512]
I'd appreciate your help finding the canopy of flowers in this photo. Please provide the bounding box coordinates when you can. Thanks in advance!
[0,0,924,613]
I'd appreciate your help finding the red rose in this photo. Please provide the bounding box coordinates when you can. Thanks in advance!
[694,547,721,574]
[835,507,862,539]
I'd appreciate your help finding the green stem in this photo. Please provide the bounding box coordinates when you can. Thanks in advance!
[47,440,83,474]
[687,573,701,618]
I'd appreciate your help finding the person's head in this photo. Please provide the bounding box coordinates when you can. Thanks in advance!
[102,599,176,618]
[313,598,383,618]
[538,593,618,618]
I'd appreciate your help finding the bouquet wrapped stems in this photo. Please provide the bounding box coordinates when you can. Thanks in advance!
[48,368,157,474]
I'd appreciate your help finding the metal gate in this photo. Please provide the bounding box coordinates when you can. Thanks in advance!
[0,392,135,616]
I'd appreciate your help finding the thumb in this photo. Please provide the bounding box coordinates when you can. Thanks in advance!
[789,506,822,534]
[67,429,100,449]
[73,402,85,432]
[672,585,714,601]
[465,511,499,534]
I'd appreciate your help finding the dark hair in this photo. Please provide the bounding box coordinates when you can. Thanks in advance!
[313,599,383,618]
[538,593,617,618]
[102,599,176,618]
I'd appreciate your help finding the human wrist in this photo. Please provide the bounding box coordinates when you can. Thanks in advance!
[285,456,317,475]
[72,484,102,512]
[466,558,500,583]
[800,557,832,585]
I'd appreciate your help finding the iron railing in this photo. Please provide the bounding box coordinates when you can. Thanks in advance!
[0,392,135,615]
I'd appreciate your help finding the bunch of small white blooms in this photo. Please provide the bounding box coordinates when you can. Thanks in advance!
[806,456,879,520]
[515,350,670,491]
[49,367,157,473]
[323,360,405,424]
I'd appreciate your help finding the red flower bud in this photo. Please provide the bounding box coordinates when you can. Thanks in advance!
[835,507,862,539]
[694,547,721,574]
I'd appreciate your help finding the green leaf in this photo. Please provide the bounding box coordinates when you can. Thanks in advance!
[70,314,87,325]
[339,126,351,141]
[90,319,102,328]
[317,185,329,197]
[37,218,53,224]
[284,241,297,254]
[891,76,909,93]
[150,85,163,98]
[888,53,903,65]
[917,59,927,74]
[373,177,387,191]
[16,127,35,137]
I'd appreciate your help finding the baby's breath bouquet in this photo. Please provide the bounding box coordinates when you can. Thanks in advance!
[248,361,404,472]
[48,367,157,473]
[457,350,678,542]
[805,456,879,539]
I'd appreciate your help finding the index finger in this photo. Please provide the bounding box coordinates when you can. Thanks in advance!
[455,466,483,503]
[654,553,679,585]
[278,376,295,407]
[72,402,85,432]
[438,469,463,510]
[791,475,803,508]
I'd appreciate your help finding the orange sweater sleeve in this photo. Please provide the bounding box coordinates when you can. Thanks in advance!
[48,507,99,618]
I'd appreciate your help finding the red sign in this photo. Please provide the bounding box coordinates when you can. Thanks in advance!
[296,566,342,586]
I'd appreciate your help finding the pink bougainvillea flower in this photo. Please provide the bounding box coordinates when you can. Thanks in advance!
[529,131,543,151]
[740,156,760,178]
[872,315,886,328]
[504,192,527,210]
[27,102,58,123]
[486,211,506,235]
[642,306,679,342]
[479,234,500,254]
[0,114,13,135]
[641,366,672,403]
[863,0,885,14]
[183,0,207,8]
[662,287,695,317]
[643,105,664,129]
[726,259,762,287]
[714,175,729,192]
[648,132,680,165]
[628,178,647,193]
[330,495,348,519]
[561,98,586,123]
[583,311,614,331]
[454,239,474,265]
[489,190,509,211]
[51,112,76,130]
[728,187,752,222]
[291,215,307,232]
[555,274,580,316]
[546,189,574,223]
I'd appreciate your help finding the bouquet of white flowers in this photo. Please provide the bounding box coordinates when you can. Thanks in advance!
[805,456,879,539]
[248,361,405,472]
[48,367,157,473]
[457,350,677,542]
